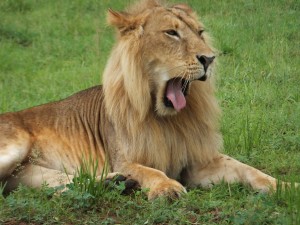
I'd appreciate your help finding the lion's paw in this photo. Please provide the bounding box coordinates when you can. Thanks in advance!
[148,179,187,200]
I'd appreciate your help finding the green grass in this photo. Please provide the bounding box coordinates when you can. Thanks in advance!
[0,0,299,224]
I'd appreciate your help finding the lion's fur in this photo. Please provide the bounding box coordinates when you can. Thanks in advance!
[1,0,284,197]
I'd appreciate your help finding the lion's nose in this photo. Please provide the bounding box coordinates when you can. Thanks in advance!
[196,55,215,72]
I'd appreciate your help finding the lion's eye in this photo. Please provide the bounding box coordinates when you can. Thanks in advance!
[165,30,180,38]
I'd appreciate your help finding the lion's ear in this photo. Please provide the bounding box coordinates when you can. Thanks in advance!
[107,9,142,35]
[107,9,131,29]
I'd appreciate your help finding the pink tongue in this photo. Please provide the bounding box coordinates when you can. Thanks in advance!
[166,79,186,111]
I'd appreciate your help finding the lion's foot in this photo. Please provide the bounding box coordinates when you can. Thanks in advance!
[148,179,186,200]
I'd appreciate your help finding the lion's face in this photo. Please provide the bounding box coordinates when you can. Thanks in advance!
[140,6,215,115]
[107,1,216,117]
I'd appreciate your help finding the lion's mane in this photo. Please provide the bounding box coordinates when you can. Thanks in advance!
[102,0,222,178]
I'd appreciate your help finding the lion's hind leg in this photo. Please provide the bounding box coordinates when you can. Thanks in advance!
[4,164,74,192]
[0,121,32,180]
[187,154,279,193]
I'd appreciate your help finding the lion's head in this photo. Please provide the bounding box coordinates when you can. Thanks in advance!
[103,0,216,121]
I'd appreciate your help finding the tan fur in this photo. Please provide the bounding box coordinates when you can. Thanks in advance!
[0,0,296,199]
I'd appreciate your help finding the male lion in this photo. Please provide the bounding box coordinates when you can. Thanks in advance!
[0,0,294,200]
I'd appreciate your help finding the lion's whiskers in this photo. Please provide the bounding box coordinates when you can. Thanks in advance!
[166,64,188,73]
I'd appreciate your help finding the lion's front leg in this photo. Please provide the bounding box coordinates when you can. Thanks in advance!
[117,162,186,200]
[186,154,280,192]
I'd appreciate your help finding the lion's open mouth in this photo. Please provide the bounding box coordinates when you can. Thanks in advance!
[164,78,190,111]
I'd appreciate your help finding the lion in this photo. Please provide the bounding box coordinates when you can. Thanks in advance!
[0,0,295,200]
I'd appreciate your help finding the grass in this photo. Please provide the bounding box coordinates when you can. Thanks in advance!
[0,0,299,224]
